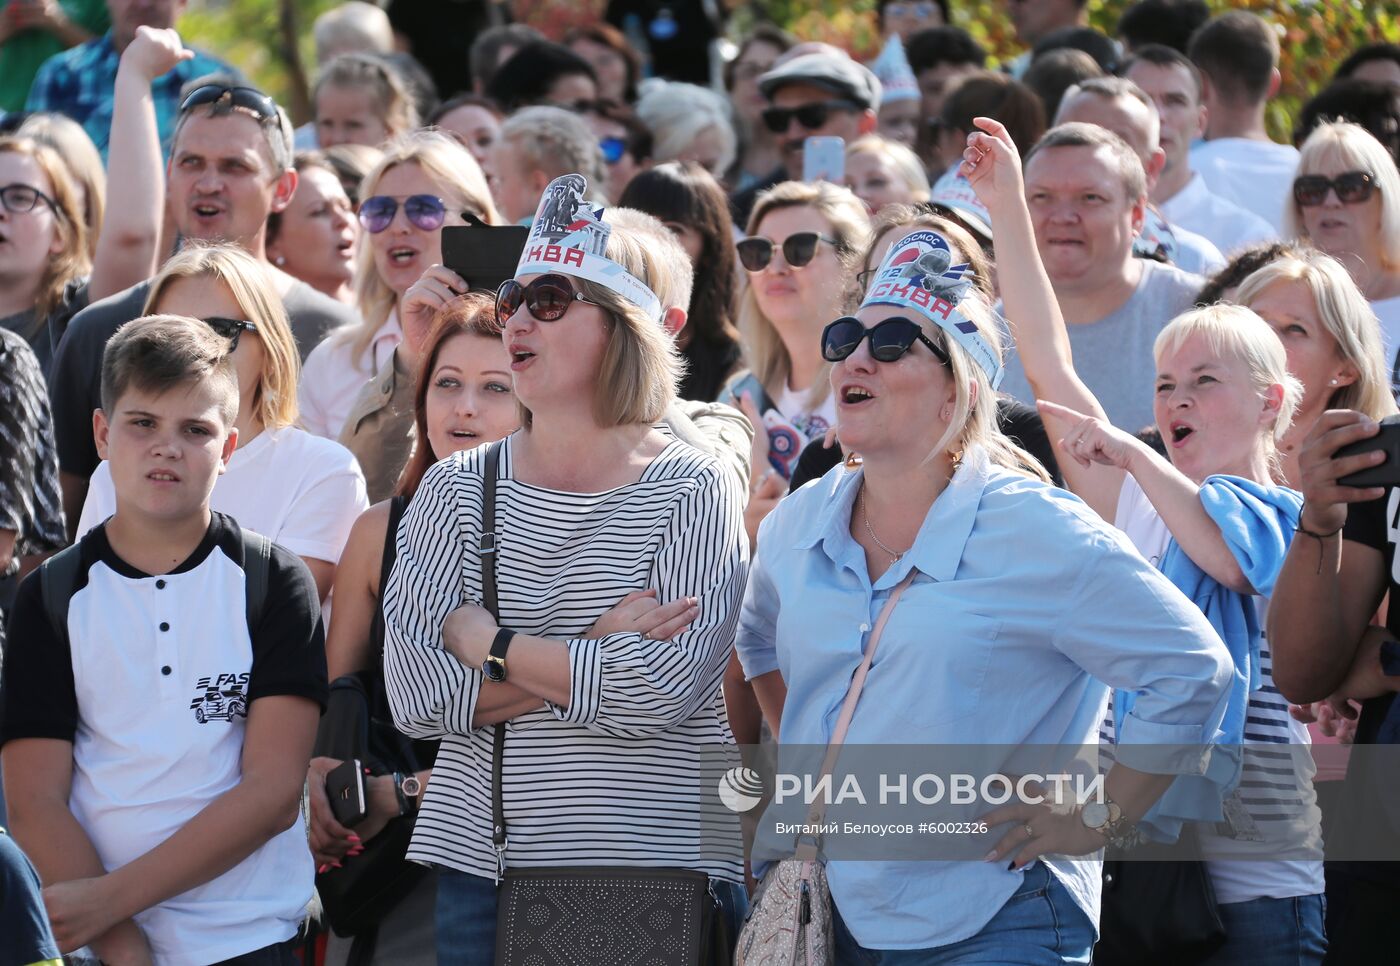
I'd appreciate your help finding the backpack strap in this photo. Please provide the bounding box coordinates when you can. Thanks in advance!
[38,542,84,644]
[240,529,272,633]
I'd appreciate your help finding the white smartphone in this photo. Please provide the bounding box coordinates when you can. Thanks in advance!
[802,136,846,184]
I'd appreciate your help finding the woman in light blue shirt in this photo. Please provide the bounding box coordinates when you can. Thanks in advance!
[735,218,1234,961]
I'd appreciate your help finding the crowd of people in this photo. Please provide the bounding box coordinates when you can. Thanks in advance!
[1,1,1399,964]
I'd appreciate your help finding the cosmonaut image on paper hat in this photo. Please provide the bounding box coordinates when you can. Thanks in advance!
[514,173,663,321]
[860,229,1004,388]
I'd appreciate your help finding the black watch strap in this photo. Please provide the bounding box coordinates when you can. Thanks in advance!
[490,627,517,661]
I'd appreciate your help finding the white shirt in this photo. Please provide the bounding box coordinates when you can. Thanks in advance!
[78,426,369,563]
[1168,221,1226,276]
[1191,138,1301,235]
[1161,171,1278,256]
[1370,296,1400,384]
[298,312,402,439]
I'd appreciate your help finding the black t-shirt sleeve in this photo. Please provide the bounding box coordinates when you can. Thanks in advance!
[995,397,1063,487]
[0,572,78,745]
[789,437,843,493]
[247,544,329,710]
[1342,488,1390,553]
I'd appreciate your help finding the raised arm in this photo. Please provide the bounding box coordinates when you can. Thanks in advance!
[961,117,1123,514]
[89,26,191,302]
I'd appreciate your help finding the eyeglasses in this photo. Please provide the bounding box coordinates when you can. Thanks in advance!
[600,136,628,165]
[496,274,602,326]
[203,317,258,351]
[0,182,59,216]
[821,316,949,366]
[1293,171,1377,207]
[736,231,837,272]
[179,85,279,121]
[760,100,861,134]
[358,194,447,233]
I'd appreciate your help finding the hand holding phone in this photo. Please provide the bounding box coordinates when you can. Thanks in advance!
[1336,414,1400,488]
[325,759,368,828]
[802,136,845,184]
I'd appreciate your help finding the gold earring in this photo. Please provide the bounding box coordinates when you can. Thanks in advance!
[844,451,863,470]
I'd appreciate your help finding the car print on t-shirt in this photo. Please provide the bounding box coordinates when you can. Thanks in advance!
[189,673,250,724]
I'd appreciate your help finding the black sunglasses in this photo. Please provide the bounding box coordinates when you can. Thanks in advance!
[821,316,949,366]
[358,194,447,233]
[737,231,837,272]
[203,317,258,351]
[0,182,59,216]
[180,84,279,121]
[761,100,862,134]
[1293,171,1376,207]
[496,274,601,326]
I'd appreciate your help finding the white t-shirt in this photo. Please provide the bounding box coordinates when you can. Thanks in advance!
[1369,296,1400,386]
[298,312,401,439]
[774,381,838,446]
[1161,171,1278,257]
[78,426,369,563]
[1112,476,1324,905]
[1191,138,1300,235]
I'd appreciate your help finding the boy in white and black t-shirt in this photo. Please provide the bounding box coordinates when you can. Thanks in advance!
[0,315,327,965]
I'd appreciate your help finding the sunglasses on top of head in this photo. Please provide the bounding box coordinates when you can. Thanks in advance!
[821,316,949,366]
[760,100,862,134]
[203,317,258,351]
[358,194,447,233]
[179,84,279,121]
[736,231,837,272]
[496,274,602,326]
[1293,171,1376,207]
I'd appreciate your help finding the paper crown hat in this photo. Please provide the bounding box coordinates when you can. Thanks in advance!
[871,35,919,106]
[514,173,663,321]
[859,229,1004,388]
[928,167,994,242]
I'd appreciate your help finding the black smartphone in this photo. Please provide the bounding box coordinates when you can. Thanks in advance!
[440,221,530,293]
[1337,414,1400,487]
[326,758,368,828]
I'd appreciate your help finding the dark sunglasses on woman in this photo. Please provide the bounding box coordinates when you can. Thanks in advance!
[736,231,837,272]
[496,274,601,326]
[203,317,258,351]
[358,194,447,233]
[821,316,949,365]
[760,100,861,135]
[1293,171,1376,207]
[600,137,628,165]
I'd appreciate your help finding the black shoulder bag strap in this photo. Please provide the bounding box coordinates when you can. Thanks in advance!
[478,441,509,879]
[241,528,271,632]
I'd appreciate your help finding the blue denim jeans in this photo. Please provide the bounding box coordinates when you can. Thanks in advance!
[435,870,748,965]
[213,939,298,965]
[1199,894,1326,966]
[832,863,1094,965]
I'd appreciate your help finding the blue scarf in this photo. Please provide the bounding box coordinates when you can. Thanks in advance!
[1115,474,1301,840]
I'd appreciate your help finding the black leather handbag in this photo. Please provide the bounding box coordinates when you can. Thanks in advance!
[474,440,731,966]
[1094,826,1227,966]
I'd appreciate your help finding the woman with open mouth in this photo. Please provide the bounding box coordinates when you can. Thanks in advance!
[968,115,1329,965]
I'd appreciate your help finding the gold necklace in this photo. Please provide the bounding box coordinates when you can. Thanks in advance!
[860,487,910,563]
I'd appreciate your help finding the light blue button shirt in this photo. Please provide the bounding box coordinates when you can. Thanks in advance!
[736,446,1232,950]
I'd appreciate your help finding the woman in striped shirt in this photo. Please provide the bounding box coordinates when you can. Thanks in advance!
[382,195,748,963]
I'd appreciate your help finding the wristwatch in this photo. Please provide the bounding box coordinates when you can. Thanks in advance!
[1081,797,1143,850]
[392,772,422,816]
[483,628,516,683]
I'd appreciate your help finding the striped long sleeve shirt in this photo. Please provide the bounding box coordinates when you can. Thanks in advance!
[383,434,748,882]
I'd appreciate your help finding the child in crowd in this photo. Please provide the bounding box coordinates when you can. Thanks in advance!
[1,315,327,965]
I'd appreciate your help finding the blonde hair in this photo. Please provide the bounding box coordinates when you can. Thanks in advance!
[1153,304,1305,476]
[846,135,932,203]
[0,137,89,326]
[738,181,871,408]
[18,113,105,257]
[1287,122,1400,271]
[144,243,301,430]
[314,53,420,139]
[1235,250,1398,421]
[635,81,737,175]
[517,223,682,430]
[603,207,694,314]
[350,131,499,359]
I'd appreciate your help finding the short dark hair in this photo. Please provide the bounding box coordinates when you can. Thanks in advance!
[1024,122,1147,201]
[468,23,544,93]
[101,315,239,426]
[939,72,1047,156]
[906,25,987,75]
[1194,241,1302,306]
[1294,79,1400,168]
[1024,48,1102,123]
[1033,26,1120,73]
[1120,43,1203,99]
[486,40,597,113]
[564,22,644,103]
[580,98,653,163]
[1335,42,1400,83]
[1116,0,1210,55]
[1187,11,1279,107]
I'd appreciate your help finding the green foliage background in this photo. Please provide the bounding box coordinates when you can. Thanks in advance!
[182,0,1400,138]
